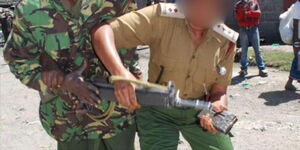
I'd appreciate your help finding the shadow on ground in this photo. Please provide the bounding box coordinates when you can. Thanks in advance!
[259,90,300,106]
[231,75,260,85]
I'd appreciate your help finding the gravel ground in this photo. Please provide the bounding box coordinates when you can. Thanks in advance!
[1,48,300,150]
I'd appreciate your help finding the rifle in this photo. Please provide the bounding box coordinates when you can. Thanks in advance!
[93,80,238,134]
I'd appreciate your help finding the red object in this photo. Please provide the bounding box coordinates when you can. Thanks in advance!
[68,0,75,5]
[226,42,236,56]
[235,0,261,27]
[204,95,210,102]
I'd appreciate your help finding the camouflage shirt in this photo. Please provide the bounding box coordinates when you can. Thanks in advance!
[4,0,138,142]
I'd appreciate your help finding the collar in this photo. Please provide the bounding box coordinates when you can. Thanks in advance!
[50,0,87,21]
[185,20,222,44]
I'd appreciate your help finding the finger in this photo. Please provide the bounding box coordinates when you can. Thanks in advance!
[203,116,218,133]
[203,117,210,131]
[120,87,131,108]
[87,92,102,105]
[57,73,64,88]
[200,115,205,128]
[220,105,228,111]
[207,123,219,133]
[206,124,214,133]
[200,118,204,128]
[128,84,140,109]
[213,105,228,113]
[43,71,51,87]
[81,97,95,107]
[51,71,58,89]
[78,87,100,107]
[42,71,47,84]
[74,60,87,76]
[213,107,223,113]
[75,109,87,115]
[87,83,100,95]
[47,71,55,89]
[201,114,211,130]
[115,89,128,107]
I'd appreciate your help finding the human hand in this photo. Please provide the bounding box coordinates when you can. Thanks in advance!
[61,61,101,107]
[199,101,228,133]
[42,70,64,90]
[113,70,140,110]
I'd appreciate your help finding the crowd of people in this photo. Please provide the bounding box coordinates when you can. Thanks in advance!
[2,0,300,150]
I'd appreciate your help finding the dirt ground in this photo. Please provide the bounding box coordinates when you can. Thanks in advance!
[1,48,300,150]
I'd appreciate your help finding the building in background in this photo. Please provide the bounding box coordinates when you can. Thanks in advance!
[226,0,297,44]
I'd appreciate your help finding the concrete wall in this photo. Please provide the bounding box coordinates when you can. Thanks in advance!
[226,0,284,44]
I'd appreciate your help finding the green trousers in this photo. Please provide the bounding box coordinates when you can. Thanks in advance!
[58,124,136,150]
[136,107,233,150]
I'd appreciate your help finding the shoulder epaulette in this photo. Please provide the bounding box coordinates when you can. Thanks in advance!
[213,23,239,43]
[160,3,185,19]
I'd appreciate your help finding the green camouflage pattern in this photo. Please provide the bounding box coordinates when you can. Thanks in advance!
[3,0,139,142]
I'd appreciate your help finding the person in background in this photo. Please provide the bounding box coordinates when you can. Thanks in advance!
[279,0,300,91]
[91,1,238,149]
[235,0,268,77]
[3,0,141,149]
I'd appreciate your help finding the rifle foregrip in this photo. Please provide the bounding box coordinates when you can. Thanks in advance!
[93,82,171,107]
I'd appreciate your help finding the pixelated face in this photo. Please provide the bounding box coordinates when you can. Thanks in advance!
[178,0,231,28]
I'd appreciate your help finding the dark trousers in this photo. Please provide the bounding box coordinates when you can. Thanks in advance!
[58,124,136,150]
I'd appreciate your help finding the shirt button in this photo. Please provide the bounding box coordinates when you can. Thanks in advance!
[192,55,196,59]
[186,75,191,79]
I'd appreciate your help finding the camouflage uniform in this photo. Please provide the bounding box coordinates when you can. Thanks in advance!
[3,0,140,143]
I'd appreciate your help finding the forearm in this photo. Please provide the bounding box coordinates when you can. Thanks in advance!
[91,24,128,76]
[210,85,228,107]
[4,41,43,92]
[6,60,43,90]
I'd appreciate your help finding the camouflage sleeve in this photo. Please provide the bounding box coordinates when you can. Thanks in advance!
[118,48,142,78]
[3,6,49,95]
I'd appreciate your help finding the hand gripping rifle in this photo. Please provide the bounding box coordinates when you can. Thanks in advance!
[93,76,238,134]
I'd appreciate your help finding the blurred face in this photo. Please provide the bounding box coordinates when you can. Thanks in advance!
[178,0,230,28]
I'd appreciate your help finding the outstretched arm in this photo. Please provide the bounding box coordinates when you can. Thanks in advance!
[91,5,160,109]
[200,41,236,133]
[91,24,129,77]
[91,24,140,110]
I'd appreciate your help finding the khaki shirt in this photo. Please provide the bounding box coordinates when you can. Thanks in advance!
[110,4,237,99]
